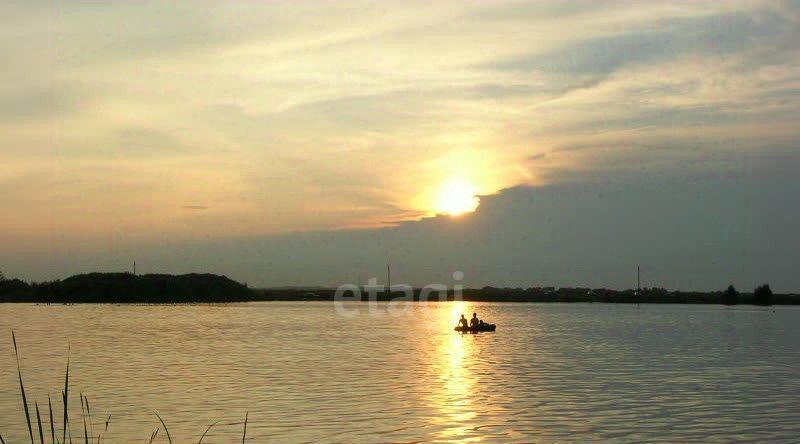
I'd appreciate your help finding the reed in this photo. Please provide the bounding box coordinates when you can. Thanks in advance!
[147,428,159,444]
[4,333,256,443]
[48,395,55,444]
[197,420,218,444]
[154,412,173,444]
[62,347,69,444]
[242,411,248,444]
[35,401,44,444]
[12,332,35,444]
[79,393,85,444]
[81,394,94,442]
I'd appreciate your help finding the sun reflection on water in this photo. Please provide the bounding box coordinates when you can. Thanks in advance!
[428,301,482,442]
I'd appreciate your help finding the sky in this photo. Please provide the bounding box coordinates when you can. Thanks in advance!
[1,0,799,291]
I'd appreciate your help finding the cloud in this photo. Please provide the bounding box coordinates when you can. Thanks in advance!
[110,127,186,156]
[8,162,798,291]
[486,10,797,77]
[0,85,82,122]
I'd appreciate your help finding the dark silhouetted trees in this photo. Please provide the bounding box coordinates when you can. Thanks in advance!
[722,284,739,305]
[0,273,253,303]
[0,271,797,305]
[0,278,31,302]
[754,284,773,306]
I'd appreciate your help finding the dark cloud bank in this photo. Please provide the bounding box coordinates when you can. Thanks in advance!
[21,164,793,293]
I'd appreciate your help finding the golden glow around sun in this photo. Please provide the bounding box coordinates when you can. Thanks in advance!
[408,150,515,220]
[435,179,479,216]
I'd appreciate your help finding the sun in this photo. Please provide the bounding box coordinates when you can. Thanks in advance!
[435,179,479,216]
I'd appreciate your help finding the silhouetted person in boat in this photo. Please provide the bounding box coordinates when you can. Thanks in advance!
[470,313,479,328]
[458,314,468,329]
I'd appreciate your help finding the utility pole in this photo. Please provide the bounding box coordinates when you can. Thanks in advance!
[133,260,137,276]
[387,264,391,298]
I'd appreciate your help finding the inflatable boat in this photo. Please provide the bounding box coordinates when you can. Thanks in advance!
[454,324,496,333]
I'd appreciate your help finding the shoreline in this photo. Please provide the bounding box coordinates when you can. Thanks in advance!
[2,272,797,305]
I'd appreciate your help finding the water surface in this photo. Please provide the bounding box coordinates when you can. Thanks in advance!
[1,302,799,442]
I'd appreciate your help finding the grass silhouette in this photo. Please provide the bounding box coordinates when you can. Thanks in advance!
[5,332,250,443]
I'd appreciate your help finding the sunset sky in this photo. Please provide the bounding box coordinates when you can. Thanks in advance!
[2,1,799,290]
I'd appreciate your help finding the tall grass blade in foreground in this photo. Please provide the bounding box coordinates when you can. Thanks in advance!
[154,412,173,444]
[197,421,218,444]
[35,401,44,444]
[100,415,110,444]
[242,412,248,444]
[82,394,94,440]
[48,395,56,444]
[12,331,35,444]
[79,393,89,444]
[5,338,253,442]
[62,346,70,444]
[147,428,159,444]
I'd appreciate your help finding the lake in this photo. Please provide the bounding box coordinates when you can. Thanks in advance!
[1,302,799,443]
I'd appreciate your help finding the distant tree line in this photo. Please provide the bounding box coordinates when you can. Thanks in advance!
[720,284,774,306]
[0,272,255,303]
[249,284,797,305]
[0,269,795,304]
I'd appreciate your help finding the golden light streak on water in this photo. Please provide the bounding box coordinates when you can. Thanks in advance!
[426,300,483,442]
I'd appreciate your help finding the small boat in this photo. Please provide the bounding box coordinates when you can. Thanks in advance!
[454,324,496,333]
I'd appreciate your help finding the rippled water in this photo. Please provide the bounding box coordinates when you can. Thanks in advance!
[1,302,799,443]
